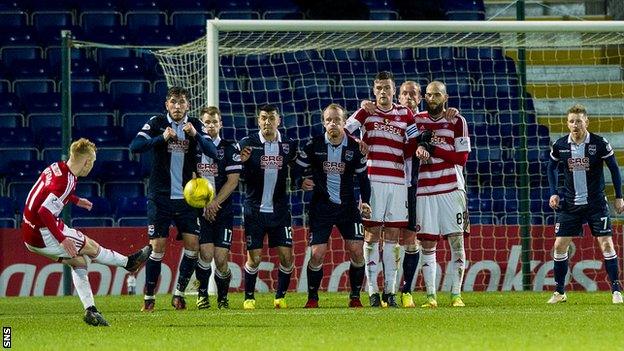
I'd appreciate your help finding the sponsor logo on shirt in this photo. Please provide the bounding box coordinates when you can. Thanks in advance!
[588,144,597,156]
[323,161,345,174]
[345,150,354,161]
[168,139,190,153]
[373,122,402,136]
[567,157,590,171]
[260,155,284,169]
[197,163,218,177]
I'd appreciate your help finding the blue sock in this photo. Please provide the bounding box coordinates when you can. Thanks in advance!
[553,252,568,294]
[401,250,420,294]
[195,260,211,297]
[307,264,323,300]
[244,264,258,300]
[276,264,293,299]
[604,252,621,292]
[144,256,162,296]
[176,251,198,294]
[348,263,364,299]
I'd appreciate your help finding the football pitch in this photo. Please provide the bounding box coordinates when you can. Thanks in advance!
[2,292,623,350]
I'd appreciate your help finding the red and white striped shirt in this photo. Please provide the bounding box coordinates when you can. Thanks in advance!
[346,104,417,184]
[414,111,471,196]
[21,161,79,247]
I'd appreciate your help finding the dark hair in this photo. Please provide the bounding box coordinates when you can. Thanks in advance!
[258,104,279,115]
[200,106,221,117]
[166,86,190,100]
[375,71,394,82]
[567,103,587,116]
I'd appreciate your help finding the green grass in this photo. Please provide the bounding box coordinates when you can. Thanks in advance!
[2,292,623,350]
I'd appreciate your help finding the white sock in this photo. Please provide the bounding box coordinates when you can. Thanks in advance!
[448,235,466,296]
[382,242,400,294]
[363,241,380,295]
[421,249,437,296]
[93,246,128,267]
[72,266,95,309]
[198,257,211,271]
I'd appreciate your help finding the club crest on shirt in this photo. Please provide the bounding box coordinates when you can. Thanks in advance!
[217,149,224,159]
[345,150,354,161]
[282,143,289,154]
[588,144,597,155]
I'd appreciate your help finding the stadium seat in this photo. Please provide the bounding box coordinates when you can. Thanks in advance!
[0,10,27,28]
[4,160,46,183]
[13,79,55,101]
[0,127,34,147]
[75,181,101,198]
[80,11,123,34]
[1,28,37,45]
[73,113,116,130]
[108,80,151,100]
[125,11,167,31]
[97,147,131,162]
[171,11,213,31]
[262,10,304,19]
[104,57,148,79]
[0,46,43,68]
[0,79,9,93]
[95,47,133,67]
[27,113,62,135]
[11,59,54,79]
[0,218,16,228]
[134,25,181,46]
[0,113,24,128]
[72,92,112,114]
[63,59,101,79]
[42,147,62,164]
[32,11,75,32]
[121,113,156,141]
[98,160,143,182]
[103,181,145,203]
[0,197,16,218]
[75,126,125,147]
[117,217,148,226]
[114,196,148,218]
[58,79,102,94]
[71,217,115,227]
[7,181,34,211]
[116,94,163,114]
[0,93,21,113]
[72,196,112,217]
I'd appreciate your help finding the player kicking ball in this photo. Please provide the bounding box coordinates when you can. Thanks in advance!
[21,138,152,326]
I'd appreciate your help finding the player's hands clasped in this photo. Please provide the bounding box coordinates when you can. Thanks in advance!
[614,198,624,214]
[240,146,252,162]
[61,237,78,258]
[163,127,177,141]
[549,194,560,210]
[204,200,221,222]
[183,122,197,137]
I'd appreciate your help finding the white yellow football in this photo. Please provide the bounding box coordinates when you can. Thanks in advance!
[183,178,215,208]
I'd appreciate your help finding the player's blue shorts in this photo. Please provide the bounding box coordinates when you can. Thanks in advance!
[199,208,233,249]
[308,200,363,245]
[555,199,612,237]
[147,196,200,239]
[407,185,417,232]
[244,206,292,250]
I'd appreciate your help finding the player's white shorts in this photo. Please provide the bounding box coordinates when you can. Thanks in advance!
[416,189,469,237]
[25,226,86,260]
[366,181,408,227]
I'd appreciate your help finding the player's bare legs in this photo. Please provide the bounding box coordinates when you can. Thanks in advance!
[447,233,466,306]
[381,227,401,307]
[420,239,438,307]
[364,226,382,306]
[596,236,622,303]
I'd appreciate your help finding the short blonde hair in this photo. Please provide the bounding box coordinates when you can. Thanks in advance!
[70,138,97,159]
[322,103,346,121]
[567,103,587,116]
[200,106,221,117]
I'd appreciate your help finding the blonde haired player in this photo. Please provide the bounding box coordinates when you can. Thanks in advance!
[21,138,151,326]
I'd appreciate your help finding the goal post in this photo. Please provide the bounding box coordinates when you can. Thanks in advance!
[153,20,624,293]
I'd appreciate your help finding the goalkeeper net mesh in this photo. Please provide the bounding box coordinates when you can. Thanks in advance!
[153,22,624,293]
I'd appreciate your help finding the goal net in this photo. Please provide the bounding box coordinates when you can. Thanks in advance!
[153,20,624,293]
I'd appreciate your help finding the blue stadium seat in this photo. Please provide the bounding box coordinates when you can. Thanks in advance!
[446,10,485,20]
[125,11,167,31]
[72,196,112,217]
[114,196,148,218]
[97,147,131,162]
[89,27,132,46]
[11,59,54,79]
[0,218,17,228]
[0,197,16,218]
[0,79,9,93]
[1,28,37,45]
[171,11,213,31]
[75,181,101,198]
[133,26,181,46]
[27,113,62,135]
[72,92,113,113]
[95,47,133,67]
[104,57,148,79]
[116,94,162,114]
[32,11,75,32]
[7,181,35,211]
[153,80,168,97]
[0,10,27,27]
[0,113,24,128]
[71,217,115,227]
[0,127,34,147]
[370,10,399,20]
[73,113,116,129]
[103,181,145,203]
[0,45,43,68]
[121,113,155,141]
[163,0,211,11]
[42,147,62,164]
[0,93,21,113]
[63,59,100,79]
[98,160,143,182]
[117,217,148,226]
[78,0,122,11]
[108,79,151,100]
[5,160,46,183]
[262,10,304,19]
[59,79,102,94]
[80,11,123,34]
[13,79,55,101]
[75,126,125,147]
